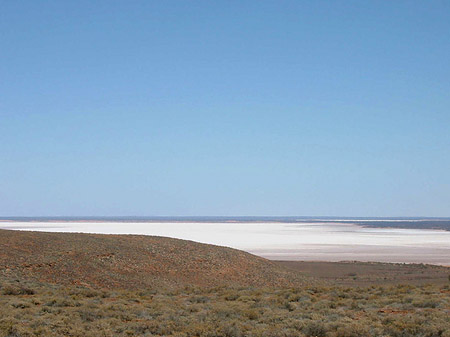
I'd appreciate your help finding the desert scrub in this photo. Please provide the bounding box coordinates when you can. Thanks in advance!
[1,284,34,296]
[0,280,448,337]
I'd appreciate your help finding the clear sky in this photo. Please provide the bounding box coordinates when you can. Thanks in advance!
[1,1,449,217]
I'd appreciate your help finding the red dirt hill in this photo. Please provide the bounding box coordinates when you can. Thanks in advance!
[0,229,307,289]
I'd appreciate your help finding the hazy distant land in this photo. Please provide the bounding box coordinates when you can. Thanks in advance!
[2,216,450,231]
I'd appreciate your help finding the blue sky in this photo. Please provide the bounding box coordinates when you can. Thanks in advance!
[1,1,449,216]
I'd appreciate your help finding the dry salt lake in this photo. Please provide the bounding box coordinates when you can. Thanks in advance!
[1,219,449,265]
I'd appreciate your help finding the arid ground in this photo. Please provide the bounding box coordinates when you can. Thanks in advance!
[276,261,450,286]
[0,229,449,337]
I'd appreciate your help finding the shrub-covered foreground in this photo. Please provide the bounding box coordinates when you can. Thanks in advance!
[0,281,449,337]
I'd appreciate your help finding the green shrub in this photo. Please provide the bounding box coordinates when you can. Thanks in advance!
[302,321,327,337]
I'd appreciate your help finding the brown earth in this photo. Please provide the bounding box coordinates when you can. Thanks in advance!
[0,229,308,289]
[276,260,450,286]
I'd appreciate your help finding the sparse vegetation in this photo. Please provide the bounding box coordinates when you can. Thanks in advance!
[278,261,450,286]
[1,229,448,336]
[0,278,448,337]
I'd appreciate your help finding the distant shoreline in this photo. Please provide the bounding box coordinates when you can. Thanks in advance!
[1,217,450,231]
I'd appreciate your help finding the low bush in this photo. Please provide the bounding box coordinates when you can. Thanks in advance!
[0,280,448,337]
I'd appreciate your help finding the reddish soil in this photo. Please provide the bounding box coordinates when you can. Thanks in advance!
[0,229,307,289]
